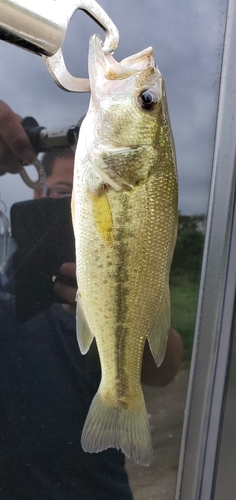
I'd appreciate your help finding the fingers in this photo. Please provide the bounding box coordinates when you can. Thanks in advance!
[0,100,36,175]
[53,262,77,316]
[53,280,77,305]
[61,304,76,316]
[59,262,76,280]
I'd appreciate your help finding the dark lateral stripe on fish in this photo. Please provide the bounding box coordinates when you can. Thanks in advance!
[113,193,133,402]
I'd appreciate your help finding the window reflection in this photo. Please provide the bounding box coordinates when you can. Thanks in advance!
[0,0,228,498]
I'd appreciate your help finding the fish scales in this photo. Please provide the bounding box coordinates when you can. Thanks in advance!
[72,35,178,466]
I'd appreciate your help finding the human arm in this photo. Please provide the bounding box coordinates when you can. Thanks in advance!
[0,100,36,175]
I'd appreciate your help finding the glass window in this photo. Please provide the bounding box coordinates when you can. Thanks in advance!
[0,1,229,499]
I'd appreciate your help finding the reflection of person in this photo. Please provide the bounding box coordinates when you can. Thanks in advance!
[0,143,134,499]
[0,102,183,498]
[35,147,77,316]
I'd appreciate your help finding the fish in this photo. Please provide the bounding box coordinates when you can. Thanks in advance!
[71,34,178,466]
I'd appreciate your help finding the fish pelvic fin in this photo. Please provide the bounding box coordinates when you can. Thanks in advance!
[81,388,153,466]
[148,285,171,367]
[76,295,94,354]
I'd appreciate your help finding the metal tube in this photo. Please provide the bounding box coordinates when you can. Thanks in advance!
[0,0,68,56]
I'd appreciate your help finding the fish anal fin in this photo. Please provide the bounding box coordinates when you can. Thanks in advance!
[148,286,171,367]
[76,296,94,355]
[71,189,75,229]
[81,388,153,466]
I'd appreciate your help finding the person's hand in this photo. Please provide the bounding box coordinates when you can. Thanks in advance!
[53,262,77,315]
[0,100,36,175]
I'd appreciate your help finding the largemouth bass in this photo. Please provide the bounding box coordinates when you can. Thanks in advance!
[71,35,178,466]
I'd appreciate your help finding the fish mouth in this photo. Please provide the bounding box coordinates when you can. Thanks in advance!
[89,34,155,83]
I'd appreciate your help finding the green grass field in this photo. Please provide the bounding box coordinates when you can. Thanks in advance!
[170,278,199,363]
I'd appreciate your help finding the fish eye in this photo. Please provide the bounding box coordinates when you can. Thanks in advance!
[137,89,158,111]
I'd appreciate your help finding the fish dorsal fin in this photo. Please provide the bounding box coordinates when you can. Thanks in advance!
[147,285,171,367]
[76,294,94,355]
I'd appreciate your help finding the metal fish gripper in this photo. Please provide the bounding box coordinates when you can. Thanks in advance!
[0,0,119,92]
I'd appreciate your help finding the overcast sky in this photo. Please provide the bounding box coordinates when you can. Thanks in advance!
[0,0,228,217]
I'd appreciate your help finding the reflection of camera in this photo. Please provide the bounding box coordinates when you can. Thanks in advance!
[22,117,79,153]
[11,197,75,323]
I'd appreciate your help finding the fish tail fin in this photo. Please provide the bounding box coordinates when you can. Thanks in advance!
[81,388,152,466]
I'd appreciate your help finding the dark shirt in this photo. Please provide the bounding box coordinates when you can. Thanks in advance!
[0,266,133,499]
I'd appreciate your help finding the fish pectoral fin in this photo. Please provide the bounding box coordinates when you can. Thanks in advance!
[90,156,123,191]
[76,295,94,355]
[147,285,171,367]
[101,147,149,189]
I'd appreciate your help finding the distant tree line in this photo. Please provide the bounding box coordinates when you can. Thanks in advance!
[170,213,205,283]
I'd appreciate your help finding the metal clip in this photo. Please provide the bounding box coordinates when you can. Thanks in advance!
[19,158,46,191]
[43,0,119,92]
